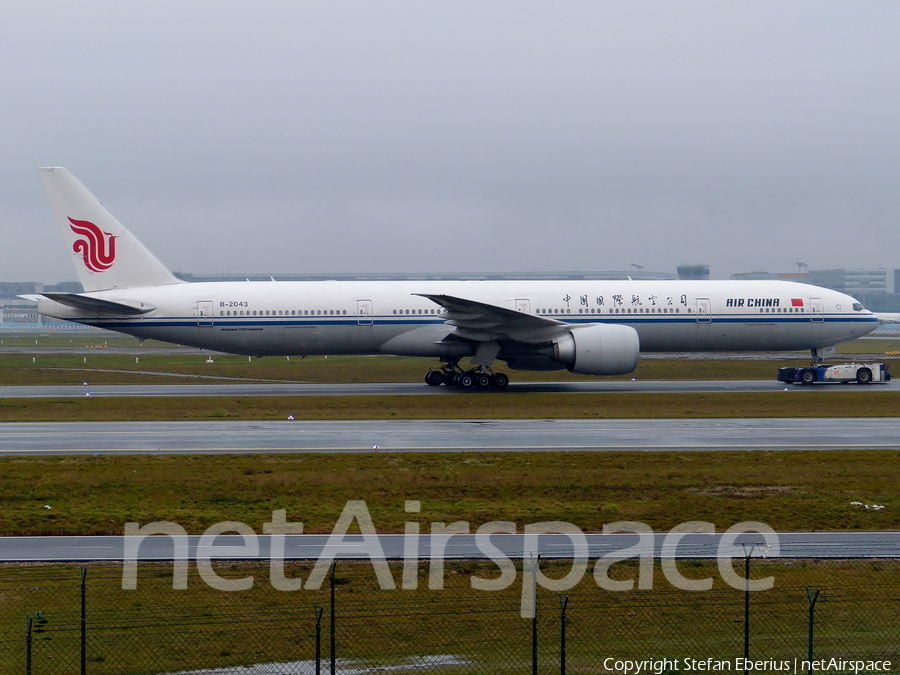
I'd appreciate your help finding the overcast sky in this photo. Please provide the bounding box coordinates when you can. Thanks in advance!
[2,2,899,284]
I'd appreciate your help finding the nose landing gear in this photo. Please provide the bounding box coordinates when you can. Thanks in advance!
[424,362,510,390]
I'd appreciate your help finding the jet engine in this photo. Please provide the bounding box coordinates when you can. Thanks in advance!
[551,324,640,375]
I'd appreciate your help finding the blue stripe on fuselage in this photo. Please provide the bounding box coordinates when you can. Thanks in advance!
[79,314,879,329]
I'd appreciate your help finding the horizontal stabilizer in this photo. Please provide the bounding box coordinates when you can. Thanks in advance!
[40,293,155,315]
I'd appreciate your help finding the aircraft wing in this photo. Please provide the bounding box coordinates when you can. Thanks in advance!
[415,293,570,343]
[39,293,155,315]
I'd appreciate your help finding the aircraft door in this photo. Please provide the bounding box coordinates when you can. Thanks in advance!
[515,299,531,313]
[357,299,374,326]
[810,297,824,322]
[197,301,213,327]
[696,297,711,323]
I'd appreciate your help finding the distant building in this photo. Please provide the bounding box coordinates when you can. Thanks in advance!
[44,281,83,293]
[774,273,809,282]
[730,271,776,281]
[0,280,81,327]
[1,304,40,324]
[0,281,41,295]
[805,269,887,296]
[807,269,845,292]
[676,265,710,280]
[844,269,886,296]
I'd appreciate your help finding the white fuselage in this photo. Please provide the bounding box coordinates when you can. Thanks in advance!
[37,279,879,364]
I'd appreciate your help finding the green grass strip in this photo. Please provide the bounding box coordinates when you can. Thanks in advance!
[1,391,899,421]
[2,449,898,535]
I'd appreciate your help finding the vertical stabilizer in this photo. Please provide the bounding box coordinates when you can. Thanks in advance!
[38,167,181,291]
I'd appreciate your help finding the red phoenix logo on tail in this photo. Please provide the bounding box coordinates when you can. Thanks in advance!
[68,217,117,272]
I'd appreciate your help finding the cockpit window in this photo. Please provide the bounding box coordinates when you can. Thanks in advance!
[852,303,864,311]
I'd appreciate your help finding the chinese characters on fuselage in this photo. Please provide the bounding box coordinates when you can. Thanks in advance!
[569,293,688,308]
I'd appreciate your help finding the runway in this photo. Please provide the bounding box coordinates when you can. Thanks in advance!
[1,531,897,562]
[0,378,896,398]
[2,418,900,455]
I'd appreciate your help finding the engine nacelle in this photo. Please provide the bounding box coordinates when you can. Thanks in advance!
[552,324,640,375]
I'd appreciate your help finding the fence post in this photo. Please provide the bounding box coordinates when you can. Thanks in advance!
[806,587,821,675]
[314,603,324,675]
[531,553,539,675]
[330,562,336,675]
[81,566,87,675]
[26,615,33,675]
[741,544,755,675]
[559,594,569,675]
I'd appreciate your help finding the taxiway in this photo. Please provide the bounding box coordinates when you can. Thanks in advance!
[0,378,896,398]
[2,418,900,455]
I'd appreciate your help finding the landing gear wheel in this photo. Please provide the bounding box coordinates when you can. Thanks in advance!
[800,370,816,385]
[856,368,872,384]
[457,372,475,389]
[491,372,510,389]
[425,370,444,386]
[443,371,459,386]
[474,372,492,389]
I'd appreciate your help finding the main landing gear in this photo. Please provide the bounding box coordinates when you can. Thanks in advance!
[425,363,510,390]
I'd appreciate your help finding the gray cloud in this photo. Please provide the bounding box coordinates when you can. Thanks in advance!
[2,1,899,284]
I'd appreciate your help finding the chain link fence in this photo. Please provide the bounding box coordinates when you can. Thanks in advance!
[1,559,898,674]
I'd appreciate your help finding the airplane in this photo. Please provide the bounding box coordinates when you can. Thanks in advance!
[26,167,880,389]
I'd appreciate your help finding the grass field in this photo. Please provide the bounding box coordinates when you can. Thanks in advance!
[1,449,897,536]
[2,390,900,422]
